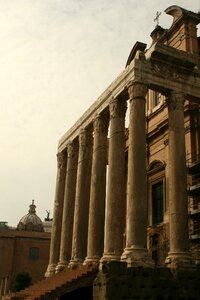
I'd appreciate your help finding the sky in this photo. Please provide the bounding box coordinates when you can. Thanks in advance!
[0,0,199,227]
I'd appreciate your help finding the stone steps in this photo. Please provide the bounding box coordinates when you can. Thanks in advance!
[7,265,97,300]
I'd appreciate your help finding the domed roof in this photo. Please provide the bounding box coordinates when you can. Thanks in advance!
[17,200,44,232]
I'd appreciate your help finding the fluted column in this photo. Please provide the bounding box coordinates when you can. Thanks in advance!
[56,141,78,272]
[45,151,67,277]
[121,81,153,267]
[101,97,127,262]
[84,113,109,265]
[165,91,192,268]
[69,128,92,267]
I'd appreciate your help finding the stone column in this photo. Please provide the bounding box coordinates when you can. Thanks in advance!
[84,113,109,265]
[165,91,192,268]
[45,151,67,277]
[56,141,78,272]
[69,128,92,267]
[121,81,153,267]
[101,97,127,262]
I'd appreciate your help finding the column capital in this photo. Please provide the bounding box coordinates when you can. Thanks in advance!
[67,140,78,158]
[127,81,147,101]
[79,128,92,147]
[167,90,185,111]
[109,97,127,119]
[57,151,67,170]
[93,113,109,134]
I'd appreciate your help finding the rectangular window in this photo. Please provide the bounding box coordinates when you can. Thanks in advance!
[29,247,39,260]
[152,181,163,224]
[154,92,161,107]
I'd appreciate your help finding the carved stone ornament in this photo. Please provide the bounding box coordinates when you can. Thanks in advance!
[57,151,67,170]
[109,97,127,119]
[128,81,147,100]
[79,128,92,148]
[151,61,187,81]
[167,91,185,111]
[93,114,109,134]
[67,141,77,158]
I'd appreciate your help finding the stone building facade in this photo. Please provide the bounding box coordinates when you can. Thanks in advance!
[46,6,200,277]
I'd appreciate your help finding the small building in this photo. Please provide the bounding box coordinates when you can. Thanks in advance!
[0,201,51,298]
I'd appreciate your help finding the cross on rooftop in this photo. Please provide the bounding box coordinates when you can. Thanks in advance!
[154,11,161,25]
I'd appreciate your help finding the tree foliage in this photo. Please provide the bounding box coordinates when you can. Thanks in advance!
[12,272,32,292]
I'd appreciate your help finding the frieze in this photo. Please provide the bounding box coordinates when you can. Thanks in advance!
[109,97,127,119]
[151,61,187,81]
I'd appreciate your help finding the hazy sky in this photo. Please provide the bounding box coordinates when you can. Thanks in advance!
[0,0,199,226]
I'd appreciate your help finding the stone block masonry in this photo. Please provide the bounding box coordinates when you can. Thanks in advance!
[93,262,200,300]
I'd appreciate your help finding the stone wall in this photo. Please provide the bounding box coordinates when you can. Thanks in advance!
[93,262,200,300]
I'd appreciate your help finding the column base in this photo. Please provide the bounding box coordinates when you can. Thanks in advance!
[99,252,121,269]
[45,264,56,277]
[165,252,195,269]
[83,255,100,267]
[68,258,83,269]
[121,247,154,268]
[55,261,69,273]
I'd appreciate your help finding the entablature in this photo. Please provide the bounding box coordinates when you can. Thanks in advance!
[58,42,200,152]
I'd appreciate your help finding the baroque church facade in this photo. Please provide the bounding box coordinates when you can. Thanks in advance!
[5,5,200,300]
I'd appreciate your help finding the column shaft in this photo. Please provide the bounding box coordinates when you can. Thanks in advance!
[69,128,92,266]
[84,113,109,264]
[122,81,152,267]
[101,97,127,261]
[45,151,67,277]
[166,91,192,267]
[56,141,78,272]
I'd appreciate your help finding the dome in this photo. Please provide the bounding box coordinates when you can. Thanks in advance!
[17,200,44,232]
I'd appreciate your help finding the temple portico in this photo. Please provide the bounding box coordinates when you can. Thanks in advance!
[45,6,200,277]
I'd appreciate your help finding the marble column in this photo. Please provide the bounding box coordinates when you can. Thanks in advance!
[101,97,127,262]
[69,128,92,267]
[56,141,78,272]
[165,91,192,268]
[84,113,109,265]
[121,81,153,267]
[45,151,67,277]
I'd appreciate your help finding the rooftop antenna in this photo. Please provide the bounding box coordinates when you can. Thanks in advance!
[154,11,161,25]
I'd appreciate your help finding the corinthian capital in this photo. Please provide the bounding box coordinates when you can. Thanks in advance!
[93,113,109,134]
[109,97,127,119]
[67,141,78,158]
[127,81,147,101]
[167,91,185,111]
[57,151,67,170]
[79,128,92,148]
